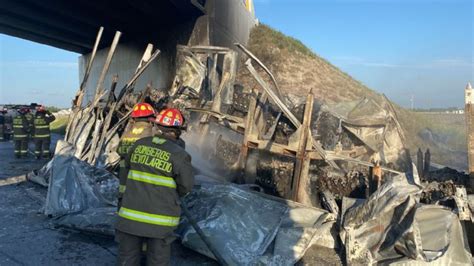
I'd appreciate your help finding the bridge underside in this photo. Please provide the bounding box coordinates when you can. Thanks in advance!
[0,0,204,54]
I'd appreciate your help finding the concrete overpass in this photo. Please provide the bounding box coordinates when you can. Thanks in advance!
[0,0,257,102]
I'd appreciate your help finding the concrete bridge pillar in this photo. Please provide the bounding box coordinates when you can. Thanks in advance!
[465,82,474,189]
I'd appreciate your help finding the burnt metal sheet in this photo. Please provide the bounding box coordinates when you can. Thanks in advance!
[390,205,472,265]
[178,184,288,265]
[178,184,336,265]
[341,173,473,265]
[341,174,423,264]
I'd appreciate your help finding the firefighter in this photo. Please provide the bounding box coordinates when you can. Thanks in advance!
[24,107,34,139]
[117,103,155,206]
[13,108,30,158]
[116,108,194,266]
[4,109,13,141]
[0,108,5,141]
[33,106,55,159]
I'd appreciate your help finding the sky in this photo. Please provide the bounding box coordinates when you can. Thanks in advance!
[0,0,473,108]
[0,36,79,108]
[253,0,473,108]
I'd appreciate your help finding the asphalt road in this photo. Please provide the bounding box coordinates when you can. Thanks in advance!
[0,134,117,265]
[0,134,341,265]
[0,135,214,265]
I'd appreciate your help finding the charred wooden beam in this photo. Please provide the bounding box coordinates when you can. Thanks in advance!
[94,31,122,99]
[67,27,104,141]
[237,90,258,183]
[245,59,338,168]
[292,91,314,203]
[235,43,283,98]
[178,45,232,54]
[75,27,104,108]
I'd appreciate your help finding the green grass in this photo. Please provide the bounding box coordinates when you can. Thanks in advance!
[396,108,467,169]
[249,24,317,58]
[416,113,465,151]
[50,115,69,135]
[46,106,63,113]
[245,24,382,102]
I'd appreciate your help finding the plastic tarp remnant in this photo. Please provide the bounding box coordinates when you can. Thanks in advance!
[259,205,337,265]
[44,155,118,217]
[27,141,119,235]
[28,140,76,187]
[178,184,335,265]
[52,207,117,236]
[179,184,288,265]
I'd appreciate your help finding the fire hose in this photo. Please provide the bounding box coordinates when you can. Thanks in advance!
[179,201,228,265]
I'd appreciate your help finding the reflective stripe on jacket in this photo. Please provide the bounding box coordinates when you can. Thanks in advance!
[115,136,194,238]
[128,170,177,188]
[13,115,29,140]
[25,113,33,126]
[33,113,55,139]
[117,120,153,195]
[119,207,180,227]
[0,115,4,139]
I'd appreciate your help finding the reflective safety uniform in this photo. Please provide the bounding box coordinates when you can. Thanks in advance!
[33,112,55,158]
[116,136,194,266]
[25,112,34,138]
[0,114,4,141]
[13,114,30,157]
[4,114,12,141]
[117,120,153,202]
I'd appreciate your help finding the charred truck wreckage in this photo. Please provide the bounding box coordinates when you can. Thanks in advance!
[13,27,472,264]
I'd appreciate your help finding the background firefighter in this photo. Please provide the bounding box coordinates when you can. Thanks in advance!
[13,108,30,158]
[115,108,194,266]
[117,102,155,207]
[33,105,55,159]
[25,107,34,139]
[3,110,13,141]
[0,108,5,141]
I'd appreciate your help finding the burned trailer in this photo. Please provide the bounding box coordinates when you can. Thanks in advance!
[319,97,410,171]
[169,44,316,204]
[169,45,473,263]
[172,43,409,206]
[20,32,473,264]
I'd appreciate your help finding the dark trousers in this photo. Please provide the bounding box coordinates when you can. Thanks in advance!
[34,138,50,158]
[116,230,171,266]
[14,139,28,157]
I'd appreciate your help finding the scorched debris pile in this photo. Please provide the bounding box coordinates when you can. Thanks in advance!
[23,27,473,265]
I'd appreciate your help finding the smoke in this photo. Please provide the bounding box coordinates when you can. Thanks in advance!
[182,125,240,183]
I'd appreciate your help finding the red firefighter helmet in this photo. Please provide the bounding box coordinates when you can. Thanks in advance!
[131,103,155,118]
[19,107,30,114]
[153,108,184,127]
[37,105,46,113]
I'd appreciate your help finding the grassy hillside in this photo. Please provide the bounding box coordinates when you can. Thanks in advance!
[50,115,69,135]
[237,24,383,104]
[398,110,467,170]
[237,24,467,170]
